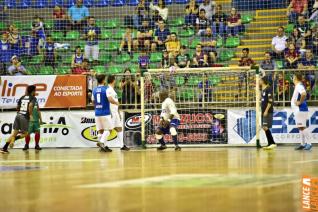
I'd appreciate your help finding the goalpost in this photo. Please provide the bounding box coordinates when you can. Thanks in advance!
[139,66,261,148]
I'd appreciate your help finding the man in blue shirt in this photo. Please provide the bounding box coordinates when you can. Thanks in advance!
[0,32,12,75]
[298,49,316,90]
[92,74,114,152]
[152,20,170,51]
[83,16,101,64]
[68,0,89,31]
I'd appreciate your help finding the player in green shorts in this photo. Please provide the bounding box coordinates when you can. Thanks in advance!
[23,97,43,151]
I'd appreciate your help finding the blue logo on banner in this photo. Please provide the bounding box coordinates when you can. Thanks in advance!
[234,110,256,143]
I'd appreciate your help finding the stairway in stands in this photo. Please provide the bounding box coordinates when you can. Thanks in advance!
[230,8,288,65]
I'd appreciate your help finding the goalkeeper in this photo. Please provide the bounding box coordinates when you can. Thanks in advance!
[156,90,181,151]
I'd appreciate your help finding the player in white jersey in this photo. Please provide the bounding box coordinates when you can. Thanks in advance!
[292,73,312,151]
[155,90,181,151]
[106,75,130,151]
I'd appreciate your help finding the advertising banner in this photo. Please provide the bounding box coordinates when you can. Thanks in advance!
[0,75,87,109]
[0,111,123,148]
[228,108,318,144]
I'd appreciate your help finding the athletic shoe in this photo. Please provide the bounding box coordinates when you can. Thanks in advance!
[100,146,112,152]
[96,142,105,148]
[35,145,42,151]
[175,146,181,151]
[263,144,277,150]
[22,144,29,151]
[157,145,167,151]
[304,144,313,151]
[295,145,306,150]
[120,145,130,151]
[0,149,9,154]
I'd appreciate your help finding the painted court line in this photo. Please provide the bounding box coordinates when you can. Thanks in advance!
[293,159,318,164]
[0,159,107,163]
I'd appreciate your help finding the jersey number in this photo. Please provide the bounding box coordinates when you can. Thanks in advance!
[20,100,28,114]
[96,93,101,104]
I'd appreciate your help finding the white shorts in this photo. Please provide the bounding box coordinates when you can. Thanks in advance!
[294,111,308,127]
[112,111,122,128]
[95,115,114,131]
[84,45,99,61]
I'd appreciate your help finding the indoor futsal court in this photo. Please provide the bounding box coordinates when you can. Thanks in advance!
[0,147,316,212]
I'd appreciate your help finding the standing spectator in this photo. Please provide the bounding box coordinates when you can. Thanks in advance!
[192,44,208,67]
[284,43,300,69]
[196,9,210,35]
[296,15,312,41]
[271,26,288,59]
[165,32,180,58]
[8,24,22,57]
[25,31,40,58]
[199,0,216,20]
[71,46,84,73]
[32,16,46,47]
[212,4,227,37]
[260,52,276,85]
[118,26,134,57]
[287,0,308,23]
[238,48,255,67]
[226,8,242,37]
[289,28,306,55]
[161,49,171,68]
[43,35,56,69]
[200,26,217,64]
[0,32,11,75]
[120,68,138,109]
[184,0,199,29]
[174,45,190,68]
[132,0,149,29]
[68,0,89,31]
[149,0,168,21]
[152,20,170,51]
[53,6,68,37]
[134,18,153,52]
[138,49,150,71]
[83,16,101,64]
[7,55,27,75]
[298,49,316,90]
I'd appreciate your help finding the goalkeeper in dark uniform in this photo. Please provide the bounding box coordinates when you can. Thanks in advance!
[260,76,276,150]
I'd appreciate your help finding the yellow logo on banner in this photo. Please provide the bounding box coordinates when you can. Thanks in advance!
[81,126,118,142]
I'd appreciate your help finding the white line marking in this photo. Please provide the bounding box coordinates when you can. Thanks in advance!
[0,159,106,163]
[293,159,318,164]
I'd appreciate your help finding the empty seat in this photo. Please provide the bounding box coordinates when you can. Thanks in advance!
[17,0,31,8]
[174,0,189,4]
[32,0,49,8]
[4,0,17,8]
[95,0,110,7]
[112,0,125,6]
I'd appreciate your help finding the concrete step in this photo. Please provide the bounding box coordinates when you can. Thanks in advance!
[256,8,287,16]
[247,26,280,32]
[237,44,271,49]
[241,38,272,45]
[255,15,287,21]
[245,33,276,39]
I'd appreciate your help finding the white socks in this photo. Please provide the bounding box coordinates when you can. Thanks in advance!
[101,131,110,146]
[117,131,124,147]
[300,128,311,145]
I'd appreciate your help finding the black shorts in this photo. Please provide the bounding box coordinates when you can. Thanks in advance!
[13,114,29,132]
[262,113,273,128]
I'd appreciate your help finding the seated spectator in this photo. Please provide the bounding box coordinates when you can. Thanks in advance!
[25,31,40,58]
[43,35,56,69]
[311,26,318,55]
[200,27,217,64]
[212,5,227,37]
[184,0,199,29]
[120,68,138,109]
[298,49,316,90]
[309,0,318,22]
[68,0,89,31]
[134,18,153,52]
[287,0,308,23]
[132,0,149,29]
[0,32,12,74]
[161,49,171,68]
[83,16,101,64]
[32,15,46,47]
[149,0,168,21]
[226,8,242,37]
[138,49,150,71]
[238,48,255,67]
[174,45,190,68]
[284,43,300,69]
[152,20,170,52]
[271,26,288,59]
[8,24,22,57]
[71,46,84,73]
[53,6,68,37]
[276,72,290,101]
[260,52,276,85]
[7,55,27,75]
[192,44,208,67]
[165,32,180,58]
[198,73,213,103]
[151,10,162,29]
[288,28,306,55]
[199,0,216,21]
[296,15,312,42]
[118,26,134,57]
[196,9,210,35]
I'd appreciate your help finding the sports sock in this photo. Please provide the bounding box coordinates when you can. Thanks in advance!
[117,131,124,147]
[159,138,165,146]
[303,128,311,145]
[265,129,275,145]
[97,133,102,142]
[300,130,305,145]
[101,131,110,146]
[35,132,40,145]
[3,142,10,150]
[172,135,178,146]
[25,135,31,145]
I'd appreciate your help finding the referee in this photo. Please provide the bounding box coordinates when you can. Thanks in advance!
[260,76,276,150]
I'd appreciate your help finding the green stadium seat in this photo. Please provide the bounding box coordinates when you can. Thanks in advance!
[209,75,221,85]
[187,76,200,86]
[96,20,106,28]
[99,53,112,63]
[104,19,120,29]
[101,30,112,40]
[77,40,86,49]
[216,38,223,48]
[20,30,29,37]
[241,14,253,24]
[131,53,140,63]
[149,63,159,69]
[94,66,106,74]
[108,66,122,74]
[312,87,318,97]
[180,38,189,48]
[170,27,179,33]
[27,66,38,75]
[130,64,139,73]
[179,29,194,37]
[219,50,234,61]
[14,21,23,29]
[114,54,130,63]
[29,55,44,65]
[65,31,80,40]
[169,17,185,27]
[176,76,185,85]
[105,41,119,51]
[39,66,55,75]
[44,20,54,30]
[114,29,126,40]
[62,56,73,64]
[0,22,6,31]
[309,20,316,29]
[52,31,64,41]
[178,88,195,100]
[99,42,106,50]
[285,24,294,34]
[276,60,284,69]
[190,37,201,49]
[153,78,161,87]
[56,66,70,75]
[224,37,240,48]
[150,52,162,63]
[21,21,32,30]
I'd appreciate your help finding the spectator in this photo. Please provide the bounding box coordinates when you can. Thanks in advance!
[151,10,162,29]
[284,43,300,68]
[71,46,84,74]
[271,26,288,59]
[196,9,210,35]
[174,45,190,68]
[149,0,168,21]
[287,0,308,23]
[134,18,153,52]
[311,26,318,55]
[298,49,316,90]
[32,15,46,47]
[184,0,199,29]
[7,55,27,75]
[198,73,213,103]
[161,49,171,68]
[0,32,11,75]
[25,31,40,58]
[8,24,22,57]
[212,4,227,37]
[120,68,138,109]
[132,0,149,29]
[309,0,318,22]
[138,49,150,71]
[200,26,217,64]
[238,48,255,67]
[226,8,242,37]
[118,26,134,57]
[43,35,56,69]
[53,6,68,37]
[83,16,101,64]
[192,44,208,67]
[199,0,216,20]
[260,52,276,85]
[144,72,154,103]
[68,0,89,31]
[152,20,170,51]
[289,28,306,55]
[165,32,180,59]
[276,72,290,101]
[159,71,177,100]
[296,15,312,41]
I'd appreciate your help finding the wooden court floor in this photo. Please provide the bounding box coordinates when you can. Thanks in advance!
[0,146,316,212]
